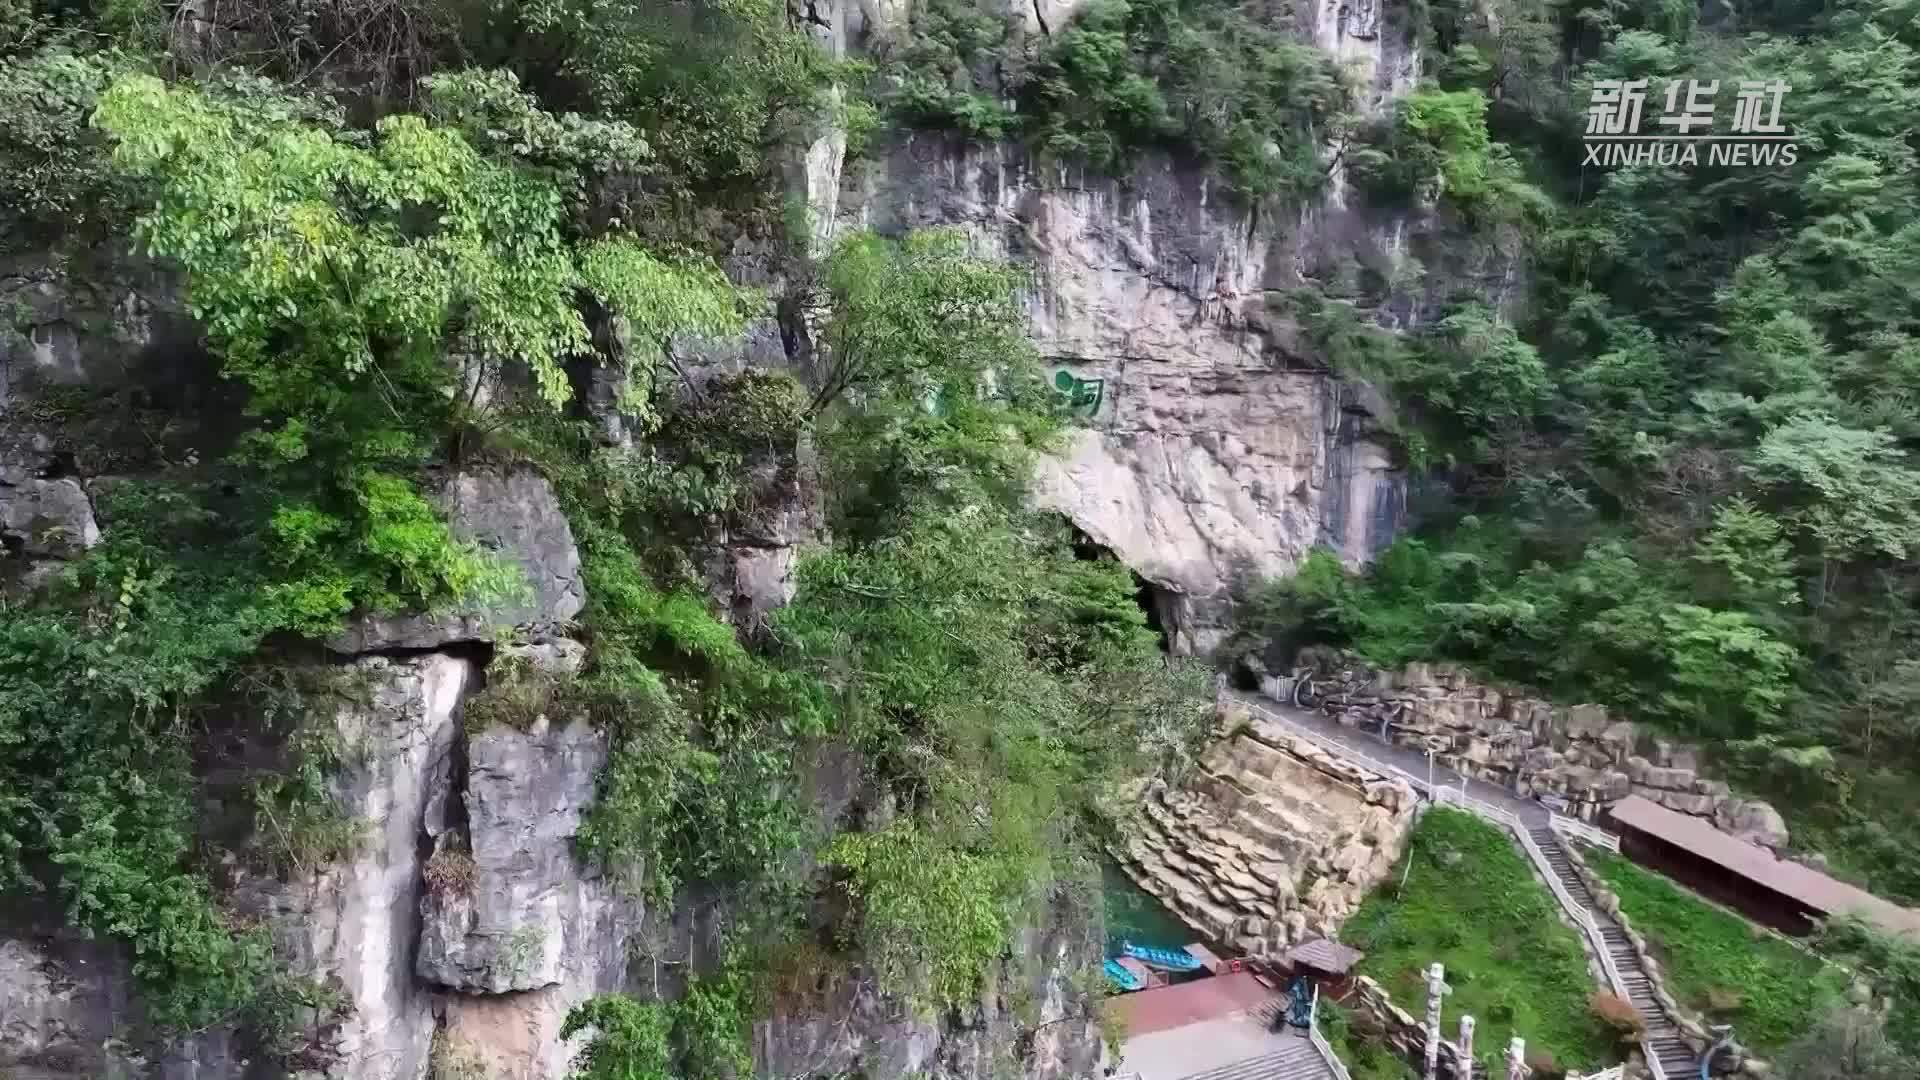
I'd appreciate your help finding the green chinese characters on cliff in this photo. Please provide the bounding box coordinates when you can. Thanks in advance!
[1053,370,1104,418]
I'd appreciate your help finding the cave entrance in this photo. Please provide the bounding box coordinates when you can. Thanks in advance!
[1064,520,1175,653]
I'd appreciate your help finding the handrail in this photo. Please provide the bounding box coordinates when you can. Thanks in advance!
[1551,812,1621,853]
[1240,697,1437,796]
[1434,789,1666,1080]
[1308,983,1354,1080]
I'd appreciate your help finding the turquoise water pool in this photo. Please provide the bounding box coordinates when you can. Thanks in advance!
[1100,859,1196,958]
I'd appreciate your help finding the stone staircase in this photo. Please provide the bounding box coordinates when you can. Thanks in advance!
[1174,1040,1337,1080]
[1530,826,1696,1080]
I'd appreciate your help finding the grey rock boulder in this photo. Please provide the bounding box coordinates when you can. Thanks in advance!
[327,469,584,653]
[1,434,100,593]
[416,714,640,997]
[1716,798,1791,851]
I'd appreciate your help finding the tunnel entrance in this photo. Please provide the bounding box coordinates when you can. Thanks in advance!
[1064,520,1175,653]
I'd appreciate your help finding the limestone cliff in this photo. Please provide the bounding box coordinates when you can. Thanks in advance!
[0,462,1099,1080]
[795,0,1528,653]
[826,132,1409,653]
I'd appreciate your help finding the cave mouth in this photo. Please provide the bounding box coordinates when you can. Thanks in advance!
[1063,519,1174,653]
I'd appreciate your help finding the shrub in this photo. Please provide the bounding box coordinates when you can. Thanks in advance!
[424,848,478,899]
[1348,87,1548,223]
[1588,991,1644,1038]
[0,47,130,247]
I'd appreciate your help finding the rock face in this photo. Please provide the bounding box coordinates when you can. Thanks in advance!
[1280,658,1792,849]
[0,248,198,408]
[1113,699,1418,955]
[834,134,1424,653]
[803,0,1520,655]
[327,469,586,653]
[0,905,139,1080]
[419,711,642,1079]
[262,653,477,1080]
[755,891,1102,1080]
[0,654,477,1080]
[0,432,99,592]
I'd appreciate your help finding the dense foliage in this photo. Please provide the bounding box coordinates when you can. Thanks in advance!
[875,0,1352,197]
[1236,0,1920,906]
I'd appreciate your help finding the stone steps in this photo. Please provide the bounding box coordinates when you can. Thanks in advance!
[1526,827,1697,1078]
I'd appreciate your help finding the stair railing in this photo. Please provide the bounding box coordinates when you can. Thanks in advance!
[1307,982,1354,1080]
[1430,789,1667,1080]
[1550,812,1621,852]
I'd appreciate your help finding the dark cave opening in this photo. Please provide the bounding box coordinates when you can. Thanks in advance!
[1063,519,1173,653]
[1133,575,1171,653]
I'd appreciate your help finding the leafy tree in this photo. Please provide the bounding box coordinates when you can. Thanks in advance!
[780,509,1203,1009]
[880,0,1024,137]
[0,47,128,246]
[474,0,854,200]
[93,70,740,622]
[1748,418,1920,571]
[1351,88,1549,223]
[1021,0,1350,197]
[811,228,1061,539]
[1689,497,1798,615]
[560,966,753,1080]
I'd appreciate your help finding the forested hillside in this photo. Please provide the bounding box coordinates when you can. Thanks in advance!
[1232,0,1920,911]
[6,0,1920,1076]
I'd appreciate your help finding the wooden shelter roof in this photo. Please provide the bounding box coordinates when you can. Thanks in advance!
[1610,795,1920,939]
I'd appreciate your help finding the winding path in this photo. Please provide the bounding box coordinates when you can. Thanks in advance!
[1229,691,1697,1080]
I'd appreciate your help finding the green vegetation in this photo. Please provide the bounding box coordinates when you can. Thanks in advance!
[561,967,761,1080]
[1811,916,1920,1059]
[1585,848,1847,1054]
[875,0,1351,198]
[11,0,1920,1071]
[0,0,1213,1053]
[1344,808,1617,1076]
[1775,1004,1920,1080]
[1349,88,1548,225]
[1233,0,1920,906]
[1319,999,1413,1080]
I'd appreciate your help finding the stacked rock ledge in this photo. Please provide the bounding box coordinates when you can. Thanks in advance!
[1110,698,1418,958]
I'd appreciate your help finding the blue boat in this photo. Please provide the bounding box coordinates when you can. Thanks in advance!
[1104,959,1145,992]
[1122,940,1203,972]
